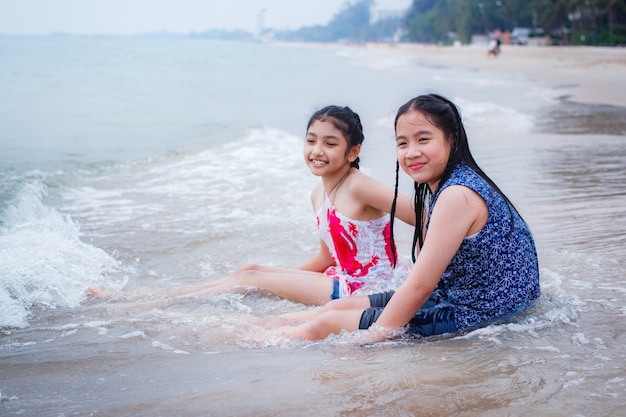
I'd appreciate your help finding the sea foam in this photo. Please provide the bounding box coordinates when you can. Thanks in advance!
[0,179,126,328]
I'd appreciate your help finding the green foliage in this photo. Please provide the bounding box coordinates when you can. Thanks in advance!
[276,0,375,42]
[403,0,626,45]
[271,0,626,45]
[368,16,405,42]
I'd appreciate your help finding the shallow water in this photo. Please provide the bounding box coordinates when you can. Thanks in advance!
[1,38,626,416]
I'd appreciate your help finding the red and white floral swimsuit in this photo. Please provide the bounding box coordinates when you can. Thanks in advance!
[316,191,396,298]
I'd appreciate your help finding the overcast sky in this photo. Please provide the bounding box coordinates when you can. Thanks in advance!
[0,0,412,35]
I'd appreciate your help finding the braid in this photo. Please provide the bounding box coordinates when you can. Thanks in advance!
[343,106,363,134]
[389,160,400,267]
[342,106,363,169]
[452,114,461,152]
[410,182,433,262]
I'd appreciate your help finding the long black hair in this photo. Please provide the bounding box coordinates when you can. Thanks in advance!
[389,94,523,262]
[306,105,364,169]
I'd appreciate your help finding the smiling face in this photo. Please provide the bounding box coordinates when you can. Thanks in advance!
[304,119,359,178]
[395,109,452,192]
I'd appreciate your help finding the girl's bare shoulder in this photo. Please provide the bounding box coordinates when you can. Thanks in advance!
[311,182,324,211]
[345,169,382,193]
[438,185,486,209]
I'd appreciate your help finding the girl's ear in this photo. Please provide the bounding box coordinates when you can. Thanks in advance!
[348,144,361,163]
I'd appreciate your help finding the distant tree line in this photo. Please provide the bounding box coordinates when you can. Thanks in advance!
[272,0,395,43]
[270,0,626,46]
[403,0,626,45]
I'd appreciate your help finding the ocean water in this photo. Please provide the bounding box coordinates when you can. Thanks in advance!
[1,36,626,416]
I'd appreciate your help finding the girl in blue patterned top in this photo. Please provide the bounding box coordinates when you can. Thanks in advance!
[264,93,540,342]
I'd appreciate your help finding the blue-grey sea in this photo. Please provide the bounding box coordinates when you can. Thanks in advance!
[1,36,626,416]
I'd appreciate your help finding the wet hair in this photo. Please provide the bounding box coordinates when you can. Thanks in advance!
[306,105,364,169]
[389,93,523,262]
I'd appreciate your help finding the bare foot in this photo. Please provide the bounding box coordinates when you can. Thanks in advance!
[231,314,297,328]
[241,327,296,347]
[85,286,116,299]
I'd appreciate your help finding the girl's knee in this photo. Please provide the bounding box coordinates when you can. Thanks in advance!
[229,269,262,287]
[322,295,369,312]
[307,310,345,339]
[235,264,261,274]
[323,297,351,311]
[232,264,267,280]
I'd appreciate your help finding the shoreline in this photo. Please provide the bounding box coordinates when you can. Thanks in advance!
[368,43,626,108]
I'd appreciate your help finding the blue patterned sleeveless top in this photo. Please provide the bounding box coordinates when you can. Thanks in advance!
[428,163,540,331]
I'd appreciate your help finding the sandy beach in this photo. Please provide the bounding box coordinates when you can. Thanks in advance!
[374,43,626,108]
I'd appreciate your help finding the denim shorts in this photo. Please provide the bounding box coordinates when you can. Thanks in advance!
[359,291,457,337]
[330,278,340,300]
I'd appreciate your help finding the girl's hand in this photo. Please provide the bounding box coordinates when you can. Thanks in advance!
[357,323,405,346]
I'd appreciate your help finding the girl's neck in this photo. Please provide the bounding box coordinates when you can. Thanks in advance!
[322,166,353,197]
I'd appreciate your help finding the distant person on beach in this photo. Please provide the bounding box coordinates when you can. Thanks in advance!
[255,94,541,343]
[487,38,501,57]
[87,105,415,305]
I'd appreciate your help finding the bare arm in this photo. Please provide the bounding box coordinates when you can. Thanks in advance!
[298,183,335,272]
[350,172,416,226]
[297,239,335,272]
[367,185,488,341]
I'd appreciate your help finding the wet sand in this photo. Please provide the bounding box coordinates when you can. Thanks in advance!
[373,43,626,107]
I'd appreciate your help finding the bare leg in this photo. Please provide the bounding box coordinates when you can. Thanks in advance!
[86,264,334,305]
[85,281,201,299]
[199,264,308,288]
[187,266,334,305]
[270,309,366,341]
[247,295,372,342]
[277,295,371,322]
[177,264,319,293]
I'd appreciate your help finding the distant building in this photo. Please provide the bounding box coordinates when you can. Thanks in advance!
[256,9,266,39]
